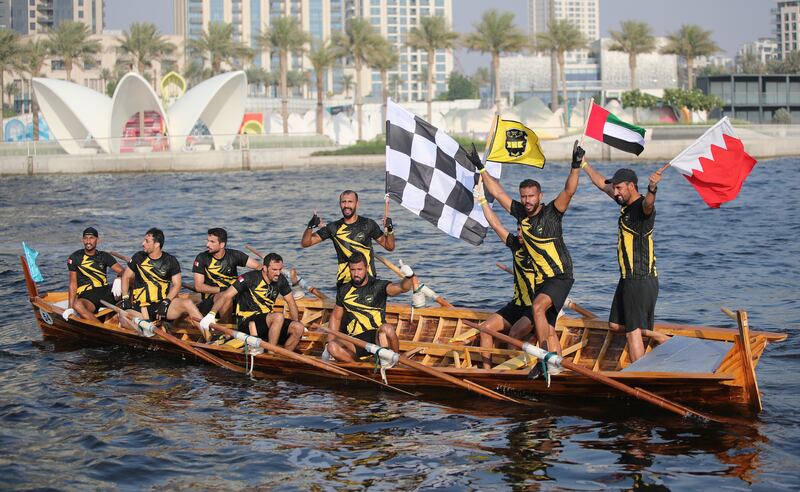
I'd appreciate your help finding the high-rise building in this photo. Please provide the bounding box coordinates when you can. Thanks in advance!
[773,0,800,60]
[10,0,104,35]
[528,0,599,61]
[173,0,453,102]
[0,0,12,30]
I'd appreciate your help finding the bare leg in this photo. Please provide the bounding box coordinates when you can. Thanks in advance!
[508,316,533,343]
[213,291,234,323]
[478,314,510,369]
[377,324,399,352]
[282,321,305,352]
[532,294,561,355]
[167,298,208,340]
[266,313,285,347]
[626,328,645,362]
[327,339,356,362]
[642,329,669,344]
[73,298,100,323]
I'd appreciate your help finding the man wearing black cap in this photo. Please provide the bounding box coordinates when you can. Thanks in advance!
[63,227,125,323]
[582,161,670,362]
[474,142,584,357]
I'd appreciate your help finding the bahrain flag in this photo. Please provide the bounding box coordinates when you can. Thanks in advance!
[670,117,757,208]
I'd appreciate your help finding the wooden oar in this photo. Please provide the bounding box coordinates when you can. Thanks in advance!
[201,318,419,397]
[464,320,721,423]
[100,300,254,375]
[565,299,598,320]
[245,244,327,300]
[495,262,513,275]
[324,328,523,404]
[375,254,453,308]
[110,250,130,263]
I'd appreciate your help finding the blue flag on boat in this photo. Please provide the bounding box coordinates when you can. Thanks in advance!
[22,241,44,282]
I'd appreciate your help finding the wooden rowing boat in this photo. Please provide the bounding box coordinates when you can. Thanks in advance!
[21,256,786,418]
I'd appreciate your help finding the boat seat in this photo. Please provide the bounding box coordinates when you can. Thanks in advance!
[621,336,732,374]
[53,299,113,318]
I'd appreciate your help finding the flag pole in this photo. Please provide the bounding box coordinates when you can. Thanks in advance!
[578,97,594,148]
[481,115,499,166]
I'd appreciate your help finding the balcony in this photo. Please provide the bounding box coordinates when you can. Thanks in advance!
[37,2,54,14]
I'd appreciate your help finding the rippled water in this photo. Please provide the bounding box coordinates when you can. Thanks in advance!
[1,158,798,490]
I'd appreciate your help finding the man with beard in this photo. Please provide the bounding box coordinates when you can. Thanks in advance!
[581,162,669,362]
[192,228,261,321]
[474,142,583,357]
[474,185,539,369]
[199,253,304,352]
[301,190,395,287]
[62,227,125,323]
[325,252,415,362]
[119,228,208,340]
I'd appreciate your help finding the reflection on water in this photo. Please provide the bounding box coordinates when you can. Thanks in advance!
[1,160,799,489]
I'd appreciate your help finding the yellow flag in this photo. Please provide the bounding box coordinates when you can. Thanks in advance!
[486,117,546,169]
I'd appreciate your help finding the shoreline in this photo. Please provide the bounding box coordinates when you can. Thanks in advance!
[1,135,799,176]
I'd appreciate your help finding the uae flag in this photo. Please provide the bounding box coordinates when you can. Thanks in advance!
[584,103,646,155]
[669,117,756,208]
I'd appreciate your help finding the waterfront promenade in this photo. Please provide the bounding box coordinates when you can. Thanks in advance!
[2,124,799,175]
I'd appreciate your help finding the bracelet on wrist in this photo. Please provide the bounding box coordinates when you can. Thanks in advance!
[580,161,588,169]
[479,198,487,205]
[477,167,486,174]
[208,311,216,317]
[648,185,657,194]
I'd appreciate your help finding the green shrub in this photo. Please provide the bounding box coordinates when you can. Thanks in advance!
[311,135,486,156]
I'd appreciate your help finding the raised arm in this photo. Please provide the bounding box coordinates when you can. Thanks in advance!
[375,218,395,251]
[465,144,513,213]
[643,163,669,216]
[582,159,615,199]
[474,181,510,244]
[386,260,415,296]
[553,141,583,213]
[300,212,325,248]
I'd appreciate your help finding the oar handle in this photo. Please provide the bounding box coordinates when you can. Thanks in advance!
[565,299,598,319]
[721,307,737,321]
[245,244,264,259]
[495,262,513,275]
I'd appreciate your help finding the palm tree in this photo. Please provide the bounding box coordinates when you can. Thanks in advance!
[20,39,48,140]
[332,18,380,141]
[536,19,587,126]
[342,74,353,97]
[0,28,23,142]
[46,21,101,82]
[258,16,310,134]
[4,82,18,110]
[308,40,338,135]
[366,38,398,127]
[463,9,526,113]
[189,22,253,76]
[609,20,655,122]
[389,73,403,100]
[406,16,458,121]
[661,24,719,90]
[116,22,176,81]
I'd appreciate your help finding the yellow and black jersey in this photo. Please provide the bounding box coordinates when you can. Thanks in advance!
[128,251,181,307]
[192,249,250,300]
[233,270,291,320]
[510,199,574,280]
[317,216,384,285]
[67,249,117,294]
[335,277,391,336]
[506,234,539,307]
[617,196,657,279]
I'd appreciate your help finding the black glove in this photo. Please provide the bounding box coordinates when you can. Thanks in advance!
[119,296,131,310]
[571,140,585,169]
[385,217,393,233]
[156,298,171,320]
[467,143,484,172]
[307,214,320,229]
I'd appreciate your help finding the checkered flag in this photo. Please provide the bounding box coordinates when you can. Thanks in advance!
[385,99,501,246]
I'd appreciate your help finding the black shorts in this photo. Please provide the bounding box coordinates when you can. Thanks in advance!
[240,314,293,346]
[78,285,115,312]
[496,302,532,326]
[352,329,378,359]
[609,277,659,332]
[534,277,574,326]
[198,296,215,316]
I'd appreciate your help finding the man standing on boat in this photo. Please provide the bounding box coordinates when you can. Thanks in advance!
[326,252,415,362]
[199,253,304,352]
[581,162,669,362]
[62,227,125,323]
[192,228,261,322]
[119,228,207,339]
[473,185,538,369]
[300,190,395,288]
[474,142,583,357]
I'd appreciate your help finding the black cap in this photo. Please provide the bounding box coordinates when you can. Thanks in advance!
[605,168,638,185]
[82,227,99,237]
